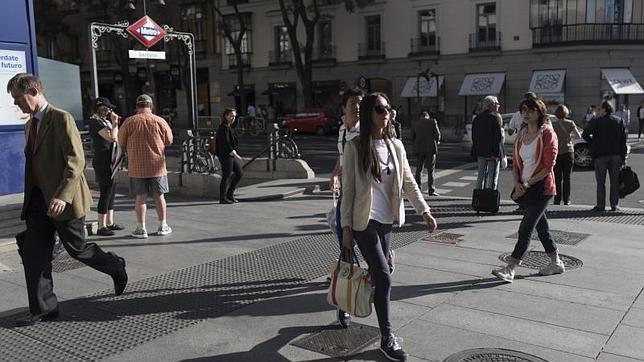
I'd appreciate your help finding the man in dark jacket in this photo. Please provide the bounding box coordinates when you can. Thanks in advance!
[471,95,503,190]
[412,111,441,195]
[582,100,628,212]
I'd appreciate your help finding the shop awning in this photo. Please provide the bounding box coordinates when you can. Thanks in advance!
[458,73,505,96]
[601,68,644,94]
[400,75,444,98]
[529,69,566,94]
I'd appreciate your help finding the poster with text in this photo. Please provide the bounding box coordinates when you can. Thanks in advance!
[0,49,29,126]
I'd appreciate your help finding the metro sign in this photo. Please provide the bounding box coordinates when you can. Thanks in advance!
[127,16,167,48]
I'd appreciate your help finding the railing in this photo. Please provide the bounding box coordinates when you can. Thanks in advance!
[268,50,292,66]
[228,53,251,68]
[358,42,385,59]
[532,23,644,47]
[313,45,336,62]
[468,32,501,52]
[410,37,440,56]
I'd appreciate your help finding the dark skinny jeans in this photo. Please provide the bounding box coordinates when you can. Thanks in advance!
[554,152,574,204]
[352,220,393,337]
[510,195,558,262]
[218,154,243,199]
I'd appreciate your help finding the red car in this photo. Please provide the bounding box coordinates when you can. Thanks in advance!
[281,108,340,135]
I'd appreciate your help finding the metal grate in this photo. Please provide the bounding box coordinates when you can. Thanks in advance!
[423,232,464,245]
[291,322,380,358]
[505,230,590,246]
[443,348,549,362]
[499,251,583,270]
[0,229,428,361]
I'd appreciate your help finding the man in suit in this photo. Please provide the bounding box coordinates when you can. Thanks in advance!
[412,111,441,196]
[7,73,128,326]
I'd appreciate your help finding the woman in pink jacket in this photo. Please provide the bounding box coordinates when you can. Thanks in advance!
[492,97,564,283]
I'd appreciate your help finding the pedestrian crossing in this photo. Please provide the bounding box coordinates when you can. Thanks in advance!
[417,161,478,195]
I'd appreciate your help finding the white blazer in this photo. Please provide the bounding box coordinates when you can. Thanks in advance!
[341,137,430,231]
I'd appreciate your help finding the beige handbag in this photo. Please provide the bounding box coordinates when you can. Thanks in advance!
[327,248,373,317]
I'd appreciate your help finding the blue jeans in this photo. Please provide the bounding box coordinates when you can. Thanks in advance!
[510,195,558,261]
[353,220,393,337]
[476,157,500,190]
[594,155,622,209]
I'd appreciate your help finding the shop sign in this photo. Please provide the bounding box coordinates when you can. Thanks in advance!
[127,16,167,49]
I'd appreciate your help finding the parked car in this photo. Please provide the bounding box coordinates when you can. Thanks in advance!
[462,113,628,168]
[281,108,340,135]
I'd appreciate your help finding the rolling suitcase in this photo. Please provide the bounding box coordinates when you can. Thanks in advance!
[472,188,500,213]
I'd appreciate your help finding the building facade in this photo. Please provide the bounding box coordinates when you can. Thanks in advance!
[216,0,644,129]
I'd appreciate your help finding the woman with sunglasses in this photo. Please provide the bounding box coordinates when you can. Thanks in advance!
[492,97,564,283]
[341,93,437,362]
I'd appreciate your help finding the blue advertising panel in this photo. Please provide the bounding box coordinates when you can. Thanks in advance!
[0,0,38,195]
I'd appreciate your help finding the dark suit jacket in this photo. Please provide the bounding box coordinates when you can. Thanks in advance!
[23,105,92,220]
[411,118,441,155]
[215,123,238,157]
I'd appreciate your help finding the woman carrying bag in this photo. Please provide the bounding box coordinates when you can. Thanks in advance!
[493,97,564,283]
[340,92,437,362]
[215,108,243,204]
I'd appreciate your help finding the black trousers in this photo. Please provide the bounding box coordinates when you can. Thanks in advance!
[554,152,574,204]
[18,188,121,315]
[639,118,644,138]
[218,155,243,199]
[97,182,116,214]
[414,153,437,193]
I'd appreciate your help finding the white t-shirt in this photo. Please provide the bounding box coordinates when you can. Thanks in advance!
[509,111,523,131]
[337,117,360,166]
[369,139,395,225]
[519,137,538,183]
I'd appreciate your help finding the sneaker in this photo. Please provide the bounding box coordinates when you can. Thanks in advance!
[388,250,396,275]
[107,223,125,231]
[157,224,172,236]
[492,265,515,283]
[96,227,115,236]
[380,334,408,362]
[337,309,351,328]
[539,260,565,276]
[131,227,148,239]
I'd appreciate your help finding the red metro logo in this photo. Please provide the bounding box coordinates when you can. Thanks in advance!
[127,16,167,49]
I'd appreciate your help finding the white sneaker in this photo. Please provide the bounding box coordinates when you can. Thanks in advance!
[131,226,148,239]
[539,260,565,276]
[492,265,515,283]
[157,224,172,236]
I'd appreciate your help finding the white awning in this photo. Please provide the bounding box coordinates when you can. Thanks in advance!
[458,73,505,96]
[400,75,444,98]
[529,69,566,94]
[601,68,644,94]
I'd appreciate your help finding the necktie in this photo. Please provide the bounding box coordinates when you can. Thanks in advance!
[28,116,39,155]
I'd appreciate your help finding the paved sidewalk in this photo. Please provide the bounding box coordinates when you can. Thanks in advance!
[0,179,643,361]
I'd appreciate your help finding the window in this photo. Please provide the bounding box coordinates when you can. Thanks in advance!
[274,26,291,60]
[477,3,497,43]
[366,15,381,50]
[586,0,633,23]
[419,9,437,47]
[317,19,333,57]
[223,13,252,55]
[181,5,205,41]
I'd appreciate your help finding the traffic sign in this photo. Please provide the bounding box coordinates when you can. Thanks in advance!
[128,50,166,59]
[127,16,167,49]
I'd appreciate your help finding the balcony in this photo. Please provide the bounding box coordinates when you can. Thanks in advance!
[312,45,336,65]
[358,42,385,60]
[469,32,501,52]
[228,53,251,69]
[409,37,440,57]
[533,23,644,47]
[269,50,292,67]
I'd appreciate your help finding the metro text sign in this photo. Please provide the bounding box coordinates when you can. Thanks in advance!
[127,16,167,49]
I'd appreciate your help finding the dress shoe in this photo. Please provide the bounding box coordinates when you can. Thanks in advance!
[220,198,234,204]
[337,309,351,328]
[227,195,239,203]
[563,201,571,205]
[15,308,59,326]
[111,254,128,296]
[107,223,125,231]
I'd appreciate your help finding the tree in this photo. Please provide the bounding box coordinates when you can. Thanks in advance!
[276,0,374,108]
[214,4,250,115]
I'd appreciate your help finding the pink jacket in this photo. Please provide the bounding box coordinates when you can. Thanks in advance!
[513,124,558,196]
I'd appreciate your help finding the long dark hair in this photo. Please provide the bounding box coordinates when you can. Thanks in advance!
[358,92,391,182]
[518,97,548,131]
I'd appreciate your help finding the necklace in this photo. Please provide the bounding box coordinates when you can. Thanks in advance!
[377,141,392,175]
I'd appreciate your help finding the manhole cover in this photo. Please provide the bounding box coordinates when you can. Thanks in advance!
[506,230,590,246]
[291,322,380,358]
[499,251,583,270]
[52,255,86,273]
[423,232,464,245]
[443,348,549,362]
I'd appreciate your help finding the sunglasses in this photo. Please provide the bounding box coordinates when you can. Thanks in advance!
[374,104,393,115]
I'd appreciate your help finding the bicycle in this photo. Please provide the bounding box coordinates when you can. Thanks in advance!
[183,131,218,173]
[242,127,300,169]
